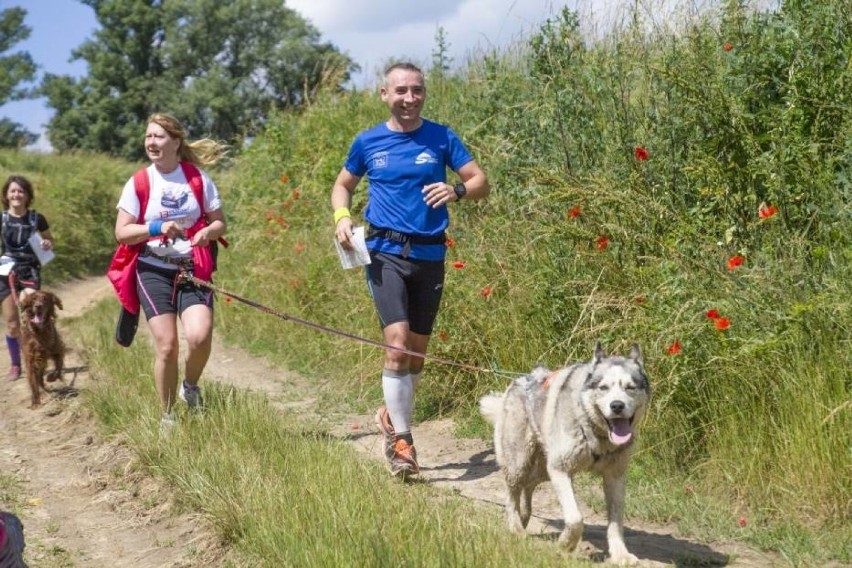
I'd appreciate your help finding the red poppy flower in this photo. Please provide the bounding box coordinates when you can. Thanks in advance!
[445,237,456,248]
[634,295,647,304]
[293,242,305,253]
[634,147,649,161]
[292,189,301,200]
[279,175,289,183]
[706,308,720,320]
[727,255,745,270]
[596,235,609,251]
[715,317,731,331]
[723,43,733,52]
[667,340,682,355]
[758,204,778,219]
[568,206,581,219]
[480,286,492,299]
[437,331,448,341]
[265,210,275,222]
[452,261,466,269]
[738,517,746,528]
[225,297,232,304]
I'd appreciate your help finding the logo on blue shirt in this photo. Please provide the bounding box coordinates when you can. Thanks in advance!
[415,151,438,165]
[371,151,389,169]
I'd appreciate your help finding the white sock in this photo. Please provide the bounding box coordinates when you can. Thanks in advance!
[382,369,413,434]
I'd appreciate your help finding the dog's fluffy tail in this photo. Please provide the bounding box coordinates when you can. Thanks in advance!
[479,393,504,425]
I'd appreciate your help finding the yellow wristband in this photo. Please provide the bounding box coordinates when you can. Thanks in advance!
[333,207,351,224]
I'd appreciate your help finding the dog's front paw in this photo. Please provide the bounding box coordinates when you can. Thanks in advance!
[609,551,639,566]
[46,370,62,382]
[557,523,583,551]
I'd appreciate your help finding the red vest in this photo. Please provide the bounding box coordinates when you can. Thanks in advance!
[106,162,217,314]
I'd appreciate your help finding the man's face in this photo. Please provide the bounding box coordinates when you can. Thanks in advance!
[381,68,426,123]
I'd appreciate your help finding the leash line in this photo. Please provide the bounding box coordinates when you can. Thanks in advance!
[185,274,507,375]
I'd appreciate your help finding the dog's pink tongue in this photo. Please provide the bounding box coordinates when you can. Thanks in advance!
[609,418,633,445]
[31,315,42,325]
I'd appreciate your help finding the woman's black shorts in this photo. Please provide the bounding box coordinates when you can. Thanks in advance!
[136,260,214,319]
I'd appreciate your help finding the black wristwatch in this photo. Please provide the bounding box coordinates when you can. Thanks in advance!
[453,182,467,201]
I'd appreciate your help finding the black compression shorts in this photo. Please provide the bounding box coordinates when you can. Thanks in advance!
[365,251,445,335]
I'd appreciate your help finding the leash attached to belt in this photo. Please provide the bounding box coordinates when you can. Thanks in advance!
[179,270,508,375]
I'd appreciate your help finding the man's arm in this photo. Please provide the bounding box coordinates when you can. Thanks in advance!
[331,167,362,249]
[422,159,489,208]
[456,160,489,201]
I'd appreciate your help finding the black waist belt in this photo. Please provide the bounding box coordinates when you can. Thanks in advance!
[366,225,446,259]
[141,248,193,268]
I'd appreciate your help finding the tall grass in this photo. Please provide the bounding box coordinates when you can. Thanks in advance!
[212,0,849,561]
[0,149,138,280]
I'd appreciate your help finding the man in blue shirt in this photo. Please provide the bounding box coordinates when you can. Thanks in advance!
[331,62,489,477]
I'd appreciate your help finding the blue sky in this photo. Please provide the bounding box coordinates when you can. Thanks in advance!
[0,0,645,151]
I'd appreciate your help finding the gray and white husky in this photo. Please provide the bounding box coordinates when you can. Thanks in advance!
[480,343,650,566]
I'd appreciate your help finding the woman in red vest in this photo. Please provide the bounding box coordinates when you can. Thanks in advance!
[113,113,227,429]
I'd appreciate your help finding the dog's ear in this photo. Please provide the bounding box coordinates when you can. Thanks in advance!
[629,343,643,365]
[593,342,604,364]
[52,293,63,311]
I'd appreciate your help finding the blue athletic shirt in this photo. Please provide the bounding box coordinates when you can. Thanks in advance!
[344,119,473,261]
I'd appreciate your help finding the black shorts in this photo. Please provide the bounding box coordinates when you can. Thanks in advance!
[365,251,445,335]
[137,260,214,319]
[0,264,41,303]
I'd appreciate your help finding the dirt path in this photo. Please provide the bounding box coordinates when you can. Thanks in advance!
[0,277,782,567]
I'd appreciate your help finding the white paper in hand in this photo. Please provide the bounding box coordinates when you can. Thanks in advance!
[0,255,14,276]
[28,233,55,266]
[334,226,371,269]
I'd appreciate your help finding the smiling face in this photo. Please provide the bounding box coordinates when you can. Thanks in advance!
[2,176,33,211]
[5,181,30,210]
[145,121,181,172]
[381,67,426,132]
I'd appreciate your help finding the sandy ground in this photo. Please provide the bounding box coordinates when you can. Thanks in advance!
[0,277,787,567]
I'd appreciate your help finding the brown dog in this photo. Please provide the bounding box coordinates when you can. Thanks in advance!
[19,290,65,408]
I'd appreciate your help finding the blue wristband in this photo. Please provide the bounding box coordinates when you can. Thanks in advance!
[148,220,163,236]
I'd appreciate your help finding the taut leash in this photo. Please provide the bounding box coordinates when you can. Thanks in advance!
[182,273,510,376]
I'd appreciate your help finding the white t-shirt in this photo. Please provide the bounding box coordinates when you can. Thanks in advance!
[116,164,222,264]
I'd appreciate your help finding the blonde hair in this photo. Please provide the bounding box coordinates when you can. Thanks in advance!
[147,112,229,167]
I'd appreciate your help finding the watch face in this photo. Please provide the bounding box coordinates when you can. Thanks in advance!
[454,183,467,199]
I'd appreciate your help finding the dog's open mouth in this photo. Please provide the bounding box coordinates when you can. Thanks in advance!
[607,417,634,445]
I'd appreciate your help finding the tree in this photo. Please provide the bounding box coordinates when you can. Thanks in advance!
[42,0,357,160]
[0,7,37,148]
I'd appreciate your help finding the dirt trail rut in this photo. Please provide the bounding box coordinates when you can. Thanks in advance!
[0,277,782,566]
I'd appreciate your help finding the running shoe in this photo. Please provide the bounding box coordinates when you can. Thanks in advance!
[375,406,396,461]
[389,438,419,477]
[179,380,203,410]
[160,412,176,432]
[5,365,20,381]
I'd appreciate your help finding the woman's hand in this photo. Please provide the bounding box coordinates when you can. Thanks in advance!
[161,220,186,240]
[191,229,212,247]
[40,238,53,251]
